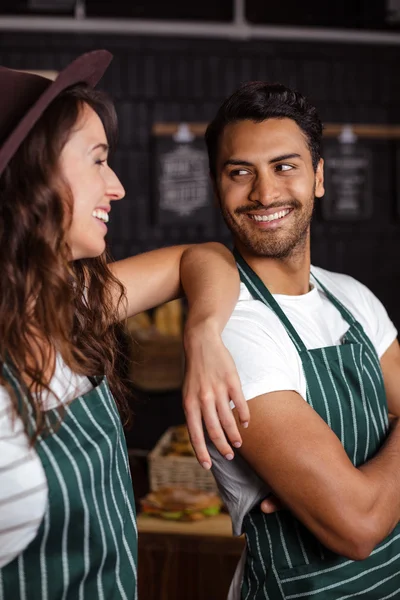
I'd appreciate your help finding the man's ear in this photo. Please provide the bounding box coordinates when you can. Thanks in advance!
[315,158,325,198]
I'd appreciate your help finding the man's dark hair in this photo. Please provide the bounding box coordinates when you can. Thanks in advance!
[205,81,323,178]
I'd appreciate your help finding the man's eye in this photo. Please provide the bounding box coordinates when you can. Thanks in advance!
[231,169,250,176]
[276,164,293,172]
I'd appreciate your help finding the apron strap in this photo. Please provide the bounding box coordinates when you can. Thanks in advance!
[310,272,356,326]
[234,249,308,354]
[234,251,357,353]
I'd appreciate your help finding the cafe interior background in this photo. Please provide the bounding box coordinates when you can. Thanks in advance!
[2,1,400,597]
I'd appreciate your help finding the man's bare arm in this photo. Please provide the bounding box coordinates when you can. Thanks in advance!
[380,338,400,417]
[234,390,400,561]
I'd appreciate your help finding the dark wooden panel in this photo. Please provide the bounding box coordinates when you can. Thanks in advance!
[138,532,244,600]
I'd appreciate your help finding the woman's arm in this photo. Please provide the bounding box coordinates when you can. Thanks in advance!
[109,242,249,467]
[180,244,249,469]
[109,245,190,318]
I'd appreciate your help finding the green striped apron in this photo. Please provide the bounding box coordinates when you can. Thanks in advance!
[235,251,400,600]
[0,367,138,600]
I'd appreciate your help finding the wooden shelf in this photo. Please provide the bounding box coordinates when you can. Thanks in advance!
[153,122,400,139]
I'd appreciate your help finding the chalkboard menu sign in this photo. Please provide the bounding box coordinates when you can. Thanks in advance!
[322,137,373,221]
[153,124,214,227]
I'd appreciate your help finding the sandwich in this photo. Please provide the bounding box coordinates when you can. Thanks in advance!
[141,486,222,521]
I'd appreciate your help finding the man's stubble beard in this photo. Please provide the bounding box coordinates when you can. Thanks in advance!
[218,187,316,260]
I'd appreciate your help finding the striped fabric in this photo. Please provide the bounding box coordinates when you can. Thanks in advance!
[0,368,137,600]
[234,251,400,600]
[0,400,48,568]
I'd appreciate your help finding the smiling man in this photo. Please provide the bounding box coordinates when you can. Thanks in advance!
[205,82,400,599]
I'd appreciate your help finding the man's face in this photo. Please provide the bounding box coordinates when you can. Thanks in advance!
[214,117,324,258]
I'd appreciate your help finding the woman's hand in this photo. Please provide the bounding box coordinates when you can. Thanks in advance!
[182,319,249,469]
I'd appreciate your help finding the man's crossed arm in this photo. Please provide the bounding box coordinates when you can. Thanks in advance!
[235,338,400,561]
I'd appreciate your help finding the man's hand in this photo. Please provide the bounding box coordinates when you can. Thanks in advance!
[260,494,286,514]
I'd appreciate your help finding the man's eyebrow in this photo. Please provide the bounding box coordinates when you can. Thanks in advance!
[269,153,301,163]
[90,143,109,153]
[222,154,302,169]
[222,159,254,169]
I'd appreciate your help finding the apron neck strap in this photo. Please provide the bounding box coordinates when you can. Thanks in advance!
[310,272,356,326]
[234,249,308,354]
[234,250,357,354]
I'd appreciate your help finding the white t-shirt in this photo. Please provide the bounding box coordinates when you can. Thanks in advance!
[0,356,92,567]
[208,266,398,538]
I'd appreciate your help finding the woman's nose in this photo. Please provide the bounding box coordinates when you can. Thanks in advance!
[106,167,125,201]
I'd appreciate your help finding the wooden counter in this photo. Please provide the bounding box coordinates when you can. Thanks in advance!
[138,512,236,536]
[137,513,245,600]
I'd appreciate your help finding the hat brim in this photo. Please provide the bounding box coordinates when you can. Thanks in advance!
[0,49,112,176]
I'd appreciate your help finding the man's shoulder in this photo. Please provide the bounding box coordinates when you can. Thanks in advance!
[311,265,362,286]
[230,282,282,327]
[311,265,371,301]
[311,265,397,359]
[224,283,297,357]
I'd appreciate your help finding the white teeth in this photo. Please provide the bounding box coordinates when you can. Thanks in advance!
[92,209,109,223]
[250,209,290,222]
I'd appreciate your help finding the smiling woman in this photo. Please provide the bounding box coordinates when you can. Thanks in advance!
[0,51,249,600]
[60,102,125,259]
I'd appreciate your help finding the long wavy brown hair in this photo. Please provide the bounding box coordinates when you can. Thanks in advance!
[0,83,131,442]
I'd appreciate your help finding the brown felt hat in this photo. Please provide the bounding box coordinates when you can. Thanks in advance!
[0,49,113,177]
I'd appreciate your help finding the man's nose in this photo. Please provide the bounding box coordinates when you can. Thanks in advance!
[248,172,280,205]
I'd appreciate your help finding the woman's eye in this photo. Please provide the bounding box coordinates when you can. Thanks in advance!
[96,159,107,166]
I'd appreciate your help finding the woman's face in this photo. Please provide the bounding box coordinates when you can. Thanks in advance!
[60,103,125,260]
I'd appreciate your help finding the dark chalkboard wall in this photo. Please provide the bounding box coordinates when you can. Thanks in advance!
[1,31,400,447]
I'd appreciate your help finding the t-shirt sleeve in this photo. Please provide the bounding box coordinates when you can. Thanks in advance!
[353,280,397,358]
[211,311,304,535]
[222,313,305,404]
[0,385,48,567]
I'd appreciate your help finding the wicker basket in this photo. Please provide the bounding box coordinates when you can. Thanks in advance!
[148,427,218,493]
[128,330,184,391]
